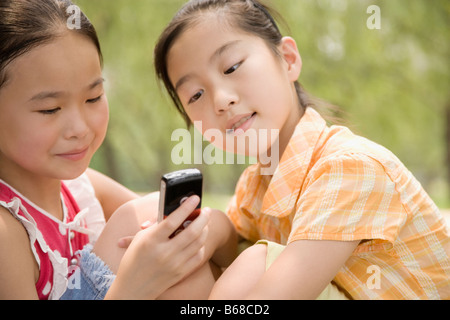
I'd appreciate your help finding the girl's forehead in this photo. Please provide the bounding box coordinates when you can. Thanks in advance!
[172,16,256,56]
[1,32,102,96]
[168,22,251,70]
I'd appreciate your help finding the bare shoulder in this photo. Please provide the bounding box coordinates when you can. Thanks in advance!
[0,206,39,299]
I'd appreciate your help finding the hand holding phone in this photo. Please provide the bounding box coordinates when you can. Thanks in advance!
[158,169,202,237]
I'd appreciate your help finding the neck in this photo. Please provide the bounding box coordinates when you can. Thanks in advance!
[280,102,305,155]
[259,105,305,175]
[0,161,63,220]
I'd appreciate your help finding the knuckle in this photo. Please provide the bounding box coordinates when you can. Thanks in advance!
[183,223,200,239]
[195,247,206,264]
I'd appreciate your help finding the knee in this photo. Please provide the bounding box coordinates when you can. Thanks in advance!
[108,194,158,230]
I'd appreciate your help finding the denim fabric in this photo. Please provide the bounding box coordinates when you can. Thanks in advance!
[60,244,115,300]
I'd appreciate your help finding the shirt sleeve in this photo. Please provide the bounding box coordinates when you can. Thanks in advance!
[288,153,408,246]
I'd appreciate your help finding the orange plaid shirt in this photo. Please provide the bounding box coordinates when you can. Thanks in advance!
[227,107,450,299]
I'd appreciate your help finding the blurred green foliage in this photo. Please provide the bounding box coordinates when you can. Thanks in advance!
[75,0,450,207]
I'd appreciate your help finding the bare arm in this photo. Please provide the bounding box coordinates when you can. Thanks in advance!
[0,208,39,299]
[204,207,238,268]
[244,239,359,299]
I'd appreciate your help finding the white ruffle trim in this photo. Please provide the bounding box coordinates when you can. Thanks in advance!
[0,173,106,299]
[64,174,106,244]
[0,198,69,300]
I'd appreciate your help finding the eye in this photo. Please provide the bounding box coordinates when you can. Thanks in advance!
[86,94,103,104]
[188,89,204,104]
[39,107,61,115]
[224,61,242,75]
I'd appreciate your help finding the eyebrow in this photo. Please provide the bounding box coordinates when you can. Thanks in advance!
[29,77,105,101]
[174,40,242,92]
[211,40,242,62]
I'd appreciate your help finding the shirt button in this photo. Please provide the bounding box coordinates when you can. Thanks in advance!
[70,258,78,266]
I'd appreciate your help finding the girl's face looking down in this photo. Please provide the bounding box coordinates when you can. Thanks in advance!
[0,32,109,182]
[167,16,303,158]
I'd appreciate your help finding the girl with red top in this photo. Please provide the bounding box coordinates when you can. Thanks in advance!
[0,0,236,300]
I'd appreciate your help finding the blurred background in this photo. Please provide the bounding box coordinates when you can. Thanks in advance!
[76,0,449,211]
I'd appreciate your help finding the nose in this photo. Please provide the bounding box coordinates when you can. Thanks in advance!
[213,86,238,114]
[64,105,89,140]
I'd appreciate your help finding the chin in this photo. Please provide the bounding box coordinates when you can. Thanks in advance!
[58,165,90,181]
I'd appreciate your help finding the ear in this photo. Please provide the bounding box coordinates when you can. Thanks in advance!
[278,36,302,81]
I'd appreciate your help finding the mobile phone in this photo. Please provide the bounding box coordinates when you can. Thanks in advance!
[158,169,202,237]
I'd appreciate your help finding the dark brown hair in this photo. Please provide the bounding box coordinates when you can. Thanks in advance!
[154,0,317,126]
[0,0,102,89]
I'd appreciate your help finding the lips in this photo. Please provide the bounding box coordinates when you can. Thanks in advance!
[56,147,89,161]
[226,112,256,134]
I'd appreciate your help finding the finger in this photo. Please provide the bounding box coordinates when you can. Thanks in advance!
[160,195,201,237]
[172,223,209,272]
[179,244,207,277]
[140,220,154,229]
[172,207,210,249]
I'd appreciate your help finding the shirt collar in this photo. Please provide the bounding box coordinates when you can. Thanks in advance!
[255,107,328,217]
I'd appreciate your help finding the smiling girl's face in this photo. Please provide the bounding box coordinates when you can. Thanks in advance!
[167,15,303,158]
[0,32,109,182]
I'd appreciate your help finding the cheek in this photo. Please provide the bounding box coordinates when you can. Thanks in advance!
[244,57,290,110]
[1,110,44,148]
[184,105,204,124]
[191,116,229,151]
[89,101,109,142]
[0,120,55,170]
